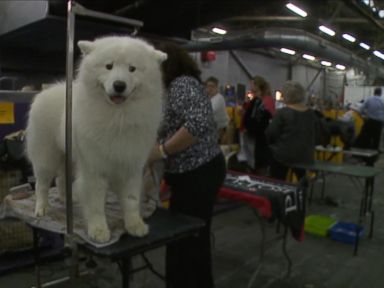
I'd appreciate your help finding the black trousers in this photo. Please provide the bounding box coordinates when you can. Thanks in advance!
[354,118,382,150]
[164,153,226,288]
[269,157,305,181]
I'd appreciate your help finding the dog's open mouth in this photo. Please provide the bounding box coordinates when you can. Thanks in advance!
[109,95,127,104]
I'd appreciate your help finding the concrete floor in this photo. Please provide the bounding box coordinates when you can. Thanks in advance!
[0,155,384,288]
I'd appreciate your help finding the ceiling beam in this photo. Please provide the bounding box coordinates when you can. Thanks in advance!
[345,0,384,31]
[226,16,368,24]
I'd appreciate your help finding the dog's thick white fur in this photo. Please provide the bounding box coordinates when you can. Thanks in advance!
[26,36,166,243]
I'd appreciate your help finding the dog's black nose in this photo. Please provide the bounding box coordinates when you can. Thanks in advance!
[113,81,126,93]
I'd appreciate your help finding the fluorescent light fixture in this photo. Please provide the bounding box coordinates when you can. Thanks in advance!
[379,10,384,18]
[280,48,296,55]
[319,25,336,36]
[302,54,315,61]
[321,60,332,66]
[336,64,346,70]
[373,50,384,60]
[359,42,371,50]
[212,27,227,35]
[286,3,308,17]
[342,33,356,42]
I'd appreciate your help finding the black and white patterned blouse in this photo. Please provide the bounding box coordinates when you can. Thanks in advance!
[158,75,221,174]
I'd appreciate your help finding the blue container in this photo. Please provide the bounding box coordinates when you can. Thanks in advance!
[329,222,364,245]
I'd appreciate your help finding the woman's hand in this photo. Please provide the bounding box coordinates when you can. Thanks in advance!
[147,144,163,164]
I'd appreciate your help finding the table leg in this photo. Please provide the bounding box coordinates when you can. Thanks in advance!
[308,181,314,204]
[320,172,326,199]
[367,177,375,238]
[120,258,132,288]
[282,226,292,278]
[33,228,42,288]
[353,225,359,256]
[367,177,374,213]
[369,210,375,239]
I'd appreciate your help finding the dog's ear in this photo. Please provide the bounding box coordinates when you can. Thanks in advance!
[153,50,167,63]
[78,41,95,55]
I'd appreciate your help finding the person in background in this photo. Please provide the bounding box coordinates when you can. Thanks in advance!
[242,75,275,174]
[149,42,226,288]
[266,81,318,180]
[354,87,384,151]
[205,76,229,139]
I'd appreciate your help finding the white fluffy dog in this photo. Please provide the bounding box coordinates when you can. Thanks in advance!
[26,36,166,243]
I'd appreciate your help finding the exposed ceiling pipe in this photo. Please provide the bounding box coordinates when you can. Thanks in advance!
[183,27,384,75]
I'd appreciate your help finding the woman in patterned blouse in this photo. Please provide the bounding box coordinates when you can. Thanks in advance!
[150,42,226,288]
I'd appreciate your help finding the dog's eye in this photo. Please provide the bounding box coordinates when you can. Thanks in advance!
[106,63,113,70]
[129,65,136,72]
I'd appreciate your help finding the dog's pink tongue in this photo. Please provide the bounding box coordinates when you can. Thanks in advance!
[110,95,126,104]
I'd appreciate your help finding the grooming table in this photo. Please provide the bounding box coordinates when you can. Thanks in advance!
[1,190,204,288]
[293,160,383,255]
[79,209,204,288]
[217,171,306,283]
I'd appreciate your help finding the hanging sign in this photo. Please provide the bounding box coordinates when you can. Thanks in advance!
[0,102,15,124]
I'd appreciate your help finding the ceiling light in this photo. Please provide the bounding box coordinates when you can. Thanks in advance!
[379,10,384,18]
[302,54,315,61]
[212,27,227,35]
[319,25,336,36]
[286,3,308,17]
[359,42,371,50]
[373,50,384,60]
[342,33,356,42]
[280,48,296,55]
[336,64,346,70]
[321,61,332,66]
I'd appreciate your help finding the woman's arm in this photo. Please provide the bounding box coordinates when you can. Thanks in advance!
[163,126,198,155]
[265,111,283,144]
[148,126,197,162]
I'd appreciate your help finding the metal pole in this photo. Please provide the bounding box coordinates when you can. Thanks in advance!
[65,1,79,284]
[65,0,75,240]
[73,3,143,28]
[229,50,253,80]
[306,68,322,92]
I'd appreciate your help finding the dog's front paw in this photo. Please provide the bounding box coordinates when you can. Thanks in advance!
[87,223,111,243]
[126,218,149,237]
[34,202,47,217]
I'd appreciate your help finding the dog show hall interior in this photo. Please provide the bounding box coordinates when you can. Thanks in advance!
[1,0,384,287]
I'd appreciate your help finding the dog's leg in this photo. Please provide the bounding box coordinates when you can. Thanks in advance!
[56,164,78,203]
[56,164,66,203]
[116,172,149,237]
[76,172,111,243]
[34,167,56,216]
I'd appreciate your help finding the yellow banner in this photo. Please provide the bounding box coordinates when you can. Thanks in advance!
[0,102,15,124]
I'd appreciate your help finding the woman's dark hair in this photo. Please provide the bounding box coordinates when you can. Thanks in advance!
[251,75,271,97]
[156,42,201,88]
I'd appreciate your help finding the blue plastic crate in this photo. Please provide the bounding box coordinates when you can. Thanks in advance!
[329,222,364,245]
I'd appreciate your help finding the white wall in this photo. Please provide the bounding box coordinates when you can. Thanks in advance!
[197,50,333,103]
[344,86,384,105]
